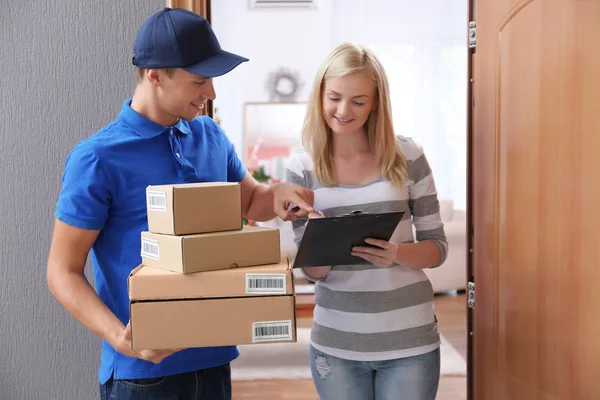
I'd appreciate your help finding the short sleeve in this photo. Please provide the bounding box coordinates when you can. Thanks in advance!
[54,142,112,230]
[199,116,246,182]
[225,136,247,182]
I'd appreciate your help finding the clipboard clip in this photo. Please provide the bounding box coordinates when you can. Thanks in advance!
[341,210,370,217]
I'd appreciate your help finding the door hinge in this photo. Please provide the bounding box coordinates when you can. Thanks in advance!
[468,21,476,48]
[467,281,475,308]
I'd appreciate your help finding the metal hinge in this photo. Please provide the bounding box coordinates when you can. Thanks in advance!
[467,282,475,308]
[468,21,476,48]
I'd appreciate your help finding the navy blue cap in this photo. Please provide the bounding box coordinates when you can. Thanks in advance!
[132,8,248,78]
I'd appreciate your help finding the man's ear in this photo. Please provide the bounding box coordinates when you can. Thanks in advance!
[147,69,162,87]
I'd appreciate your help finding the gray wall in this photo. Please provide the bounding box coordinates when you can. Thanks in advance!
[0,1,164,399]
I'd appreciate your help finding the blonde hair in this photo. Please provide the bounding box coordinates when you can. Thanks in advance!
[302,43,407,187]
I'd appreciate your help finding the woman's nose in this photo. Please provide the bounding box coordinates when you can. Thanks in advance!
[338,101,350,116]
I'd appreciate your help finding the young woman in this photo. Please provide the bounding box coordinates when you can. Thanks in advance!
[285,43,448,400]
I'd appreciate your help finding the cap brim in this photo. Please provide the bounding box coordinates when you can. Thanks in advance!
[182,50,249,78]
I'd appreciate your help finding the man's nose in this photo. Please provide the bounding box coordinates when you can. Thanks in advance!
[203,79,216,101]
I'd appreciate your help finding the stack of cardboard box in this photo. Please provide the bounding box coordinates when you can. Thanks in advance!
[127,182,297,351]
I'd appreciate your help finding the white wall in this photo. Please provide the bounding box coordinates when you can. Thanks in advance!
[212,1,335,152]
[212,0,468,210]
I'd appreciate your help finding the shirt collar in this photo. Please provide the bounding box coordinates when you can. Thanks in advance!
[118,99,192,138]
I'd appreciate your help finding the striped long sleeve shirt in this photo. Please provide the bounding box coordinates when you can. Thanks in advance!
[285,136,448,361]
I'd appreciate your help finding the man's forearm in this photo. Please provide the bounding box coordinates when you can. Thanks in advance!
[48,269,124,347]
[244,183,277,222]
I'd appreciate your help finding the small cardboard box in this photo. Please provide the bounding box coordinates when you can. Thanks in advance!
[140,225,281,274]
[146,182,242,235]
[128,259,296,350]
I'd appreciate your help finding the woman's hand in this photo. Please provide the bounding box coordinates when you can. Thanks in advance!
[303,211,332,279]
[308,211,324,219]
[352,238,398,268]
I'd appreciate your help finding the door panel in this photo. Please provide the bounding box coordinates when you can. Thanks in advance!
[473,0,600,399]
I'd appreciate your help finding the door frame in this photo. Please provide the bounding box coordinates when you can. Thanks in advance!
[466,0,475,399]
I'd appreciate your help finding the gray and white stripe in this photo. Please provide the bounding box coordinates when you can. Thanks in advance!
[284,136,447,361]
[311,321,439,353]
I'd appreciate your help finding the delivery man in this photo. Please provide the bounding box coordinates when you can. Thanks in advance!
[46,7,313,400]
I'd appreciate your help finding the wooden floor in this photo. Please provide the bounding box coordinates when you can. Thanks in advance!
[232,292,468,399]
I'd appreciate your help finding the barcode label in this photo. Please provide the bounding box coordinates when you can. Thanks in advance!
[141,238,160,260]
[147,191,167,211]
[245,274,286,294]
[252,320,293,342]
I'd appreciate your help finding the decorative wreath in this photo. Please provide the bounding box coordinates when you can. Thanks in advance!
[265,67,304,102]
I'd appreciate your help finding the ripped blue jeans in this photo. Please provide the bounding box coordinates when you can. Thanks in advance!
[310,345,440,400]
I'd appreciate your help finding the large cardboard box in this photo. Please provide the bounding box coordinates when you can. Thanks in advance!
[140,225,281,274]
[146,182,242,235]
[128,259,296,351]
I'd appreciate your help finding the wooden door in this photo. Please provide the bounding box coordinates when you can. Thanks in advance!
[166,0,213,118]
[472,0,600,399]
[167,0,209,16]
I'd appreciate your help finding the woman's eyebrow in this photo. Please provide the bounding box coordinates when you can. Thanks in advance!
[326,90,369,98]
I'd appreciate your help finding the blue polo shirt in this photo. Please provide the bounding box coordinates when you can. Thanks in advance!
[55,99,247,384]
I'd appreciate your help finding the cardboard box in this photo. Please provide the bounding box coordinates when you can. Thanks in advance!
[128,259,296,350]
[129,258,294,300]
[146,182,242,235]
[140,225,281,274]
[130,296,296,350]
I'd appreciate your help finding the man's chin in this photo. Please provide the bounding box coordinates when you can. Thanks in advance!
[181,113,201,122]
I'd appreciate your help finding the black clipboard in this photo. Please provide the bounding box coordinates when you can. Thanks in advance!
[292,210,405,268]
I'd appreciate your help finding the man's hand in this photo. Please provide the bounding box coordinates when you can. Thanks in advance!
[114,322,183,365]
[352,238,398,268]
[271,182,314,221]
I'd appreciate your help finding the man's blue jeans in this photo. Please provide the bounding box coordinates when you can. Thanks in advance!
[99,363,231,400]
[310,345,440,400]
